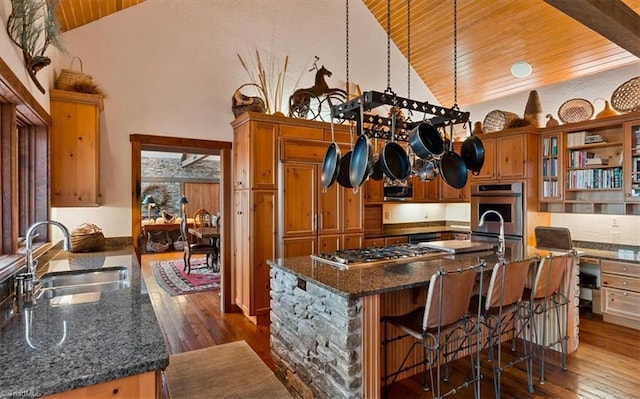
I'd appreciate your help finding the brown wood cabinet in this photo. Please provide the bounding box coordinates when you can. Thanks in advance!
[601,259,640,330]
[231,113,363,325]
[44,371,159,399]
[471,128,537,182]
[50,89,103,207]
[231,115,278,325]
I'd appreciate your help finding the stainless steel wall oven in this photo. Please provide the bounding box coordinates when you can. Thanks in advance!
[470,181,524,259]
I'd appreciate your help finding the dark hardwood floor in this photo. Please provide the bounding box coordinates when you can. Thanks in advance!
[142,252,640,399]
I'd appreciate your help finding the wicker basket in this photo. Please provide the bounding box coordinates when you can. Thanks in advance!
[611,76,640,113]
[71,232,105,253]
[482,110,519,133]
[55,57,93,91]
[70,223,105,253]
[557,98,594,124]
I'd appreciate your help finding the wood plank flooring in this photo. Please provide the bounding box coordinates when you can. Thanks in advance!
[142,252,640,399]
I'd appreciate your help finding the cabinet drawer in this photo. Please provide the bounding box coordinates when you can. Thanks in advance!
[385,236,408,245]
[281,138,328,162]
[601,272,640,292]
[602,287,640,321]
[363,238,385,248]
[601,260,640,278]
[280,124,324,140]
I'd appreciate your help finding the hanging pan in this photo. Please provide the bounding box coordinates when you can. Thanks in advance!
[439,125,468,189]
[349,103,373,188]
[460,121,485,175]
[337,125,356,188]
[408,120,444,160]
[380,112,411,180]
[321,119,341,190]
[369,138,385,181]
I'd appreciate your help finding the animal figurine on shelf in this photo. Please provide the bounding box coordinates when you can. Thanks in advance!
[289,61,347,121]
[231,84,266,117]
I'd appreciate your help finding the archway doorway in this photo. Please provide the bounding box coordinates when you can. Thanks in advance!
[130,135,233,312]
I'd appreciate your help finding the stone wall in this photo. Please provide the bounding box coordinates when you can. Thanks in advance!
[141,156,219,216]
[270,267,364,399]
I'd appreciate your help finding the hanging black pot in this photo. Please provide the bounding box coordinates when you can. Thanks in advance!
[439,151,468,189]
[336,151,354,188]
[380,113,410,180]
[369,153,385,181]
[321,120,342,189]
[461,125,485,176]
[408,122,445,160]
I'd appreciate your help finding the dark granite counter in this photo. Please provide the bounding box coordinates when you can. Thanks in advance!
[0,245,169,398]
[268,250,499,299]
[366,223,470,239]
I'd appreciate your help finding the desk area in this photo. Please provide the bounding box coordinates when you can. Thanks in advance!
[141,221,193,253]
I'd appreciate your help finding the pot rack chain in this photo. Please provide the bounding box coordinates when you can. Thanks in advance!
[331,0,470,142]
[453,0,458,109]
[345,0,349,99]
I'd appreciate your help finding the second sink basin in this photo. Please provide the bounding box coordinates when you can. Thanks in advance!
[37,266,130,299]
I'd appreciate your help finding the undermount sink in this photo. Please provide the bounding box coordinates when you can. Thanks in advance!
[37,266,130,300]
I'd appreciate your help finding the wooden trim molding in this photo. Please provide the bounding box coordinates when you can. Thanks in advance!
[0,57,50,126]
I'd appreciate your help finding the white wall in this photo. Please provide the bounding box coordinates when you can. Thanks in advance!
[49,0,436,237]
[0,2,54,111]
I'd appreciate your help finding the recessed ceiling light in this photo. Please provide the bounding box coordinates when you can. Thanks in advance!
[511,61,532,78]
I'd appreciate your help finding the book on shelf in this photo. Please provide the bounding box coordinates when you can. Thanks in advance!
[585,157,609,166]
[567,131,586,147]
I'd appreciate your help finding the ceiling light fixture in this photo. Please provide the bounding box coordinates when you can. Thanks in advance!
[511,61,532,78]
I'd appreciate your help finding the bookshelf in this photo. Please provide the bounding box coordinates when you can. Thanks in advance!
[539,113,640,215]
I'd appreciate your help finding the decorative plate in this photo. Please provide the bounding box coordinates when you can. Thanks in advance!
[557,98,594,124]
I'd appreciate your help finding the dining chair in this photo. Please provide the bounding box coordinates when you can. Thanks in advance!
[470,257,538,398]
[521,252,574,384]
[381,262,486,399]
[180,217,216,274]
[193,208,212,227]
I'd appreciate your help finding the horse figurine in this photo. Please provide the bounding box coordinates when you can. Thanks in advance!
[289,65,347,120]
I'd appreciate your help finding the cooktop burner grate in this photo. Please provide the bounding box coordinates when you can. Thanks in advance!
[310,244,447,268]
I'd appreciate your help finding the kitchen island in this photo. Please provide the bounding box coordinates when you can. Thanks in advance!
[268,249,502,399]
[0,244,169,398]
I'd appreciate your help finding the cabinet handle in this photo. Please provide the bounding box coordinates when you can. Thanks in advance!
[625,193,631,197]
[318,213,323,230]
[622,280,628,286]
[237,181,243,186]
[623,292,628,296]
[237,211,242,215]
[622,266,628,272]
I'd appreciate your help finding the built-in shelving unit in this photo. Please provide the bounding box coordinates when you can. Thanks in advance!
[538,112,640,215]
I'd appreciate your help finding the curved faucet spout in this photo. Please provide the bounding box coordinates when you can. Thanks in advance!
[25,220,72,277]
[479,210,505,259]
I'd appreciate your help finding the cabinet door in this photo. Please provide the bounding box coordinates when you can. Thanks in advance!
[439,179,462,201]
[471,138,496,181]
[540,133,563,202]
[282,163,316,237]
[282,237,316,258]
[50,96,101,206]
[342,186,363,233]
[250,121,278,188]
[624,120,640,203]
[252,190,278,313]
[319,234,341,253]
[233,124,250,189]
[497,134,526,179]
[233,190,250,313]
[412,177,439,202]
[364,179,384,203]
[342,233,363,249]
[319,181,340,235]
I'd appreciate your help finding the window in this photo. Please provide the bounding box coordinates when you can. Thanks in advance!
[0,60,50,267]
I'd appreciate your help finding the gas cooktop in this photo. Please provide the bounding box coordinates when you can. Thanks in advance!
[310,244,448,269]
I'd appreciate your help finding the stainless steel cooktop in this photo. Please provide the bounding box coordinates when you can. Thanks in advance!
[310,244,448,269]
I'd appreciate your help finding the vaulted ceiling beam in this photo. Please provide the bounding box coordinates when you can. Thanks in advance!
[544,0,640,57]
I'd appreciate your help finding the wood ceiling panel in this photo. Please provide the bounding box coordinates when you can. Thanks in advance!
[362,0,640,107]
[55,0,145,32]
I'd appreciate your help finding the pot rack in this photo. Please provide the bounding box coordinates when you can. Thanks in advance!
[331,91,470,142]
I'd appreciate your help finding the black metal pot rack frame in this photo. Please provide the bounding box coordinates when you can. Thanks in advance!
[331,90,470,142]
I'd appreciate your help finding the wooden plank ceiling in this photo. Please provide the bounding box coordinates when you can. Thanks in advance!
[55,0,640,107]
[362,0,640,107]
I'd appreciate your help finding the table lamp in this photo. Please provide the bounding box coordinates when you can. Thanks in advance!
[177,196,189,219]
[142,195,156,221]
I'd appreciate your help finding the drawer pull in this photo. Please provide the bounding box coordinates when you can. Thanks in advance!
[622,281,628,286]
[623,292,628,296]
[622,266,628,272]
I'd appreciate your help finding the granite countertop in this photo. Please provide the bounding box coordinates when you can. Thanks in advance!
[0,245,169,397]
[366,223,471,239]
[268,250,500,299]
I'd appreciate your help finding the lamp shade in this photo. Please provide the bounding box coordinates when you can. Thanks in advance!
[141,195,156,205]
[177,196,189,205]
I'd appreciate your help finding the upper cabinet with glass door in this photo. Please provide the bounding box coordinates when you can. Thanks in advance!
[624,120,640,213]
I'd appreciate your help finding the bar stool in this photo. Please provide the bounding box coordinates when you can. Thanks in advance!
[521,252,574,384]
[381,262,486,399]
[470,257,538,398]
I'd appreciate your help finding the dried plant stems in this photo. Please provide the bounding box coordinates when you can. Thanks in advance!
[237,50,290,114]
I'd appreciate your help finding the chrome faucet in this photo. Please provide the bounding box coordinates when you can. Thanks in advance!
[20,220,72,292]
[479,210,505,259]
